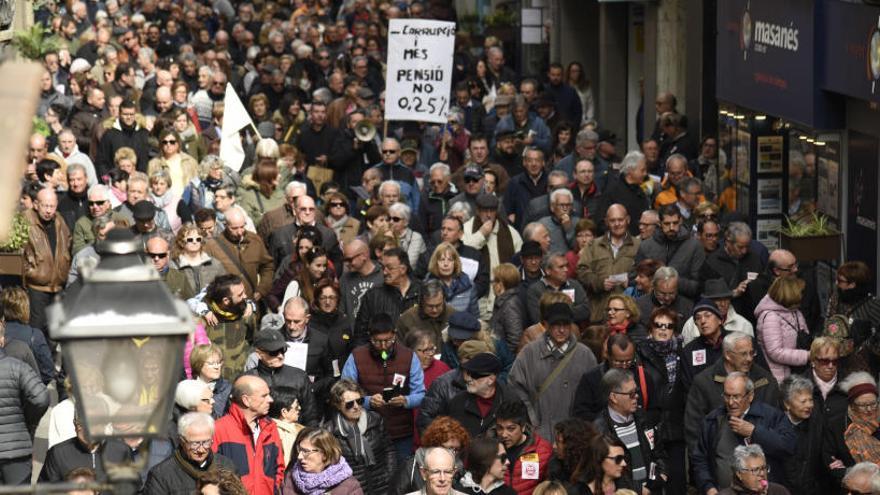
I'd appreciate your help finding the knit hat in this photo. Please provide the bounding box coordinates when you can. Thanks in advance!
[447,312,481,340]
[848,383,879,403]
[692,298,722,319]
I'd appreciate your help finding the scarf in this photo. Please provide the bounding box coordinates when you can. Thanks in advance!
[607,320,631,336]
[844,415,880,464]
[812,371,836,400]
[173,447,217,480]
[329,215,350,238]
[204,176,224,192]
[471,215,515,263]
[151,190,174,209]
[839,284,871,305]
[647,336,681,384]
[291,458,354,495]
[208,300,240,322]
[334,411,375,465]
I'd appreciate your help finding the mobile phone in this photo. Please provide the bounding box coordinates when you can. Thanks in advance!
[382,387,395,402]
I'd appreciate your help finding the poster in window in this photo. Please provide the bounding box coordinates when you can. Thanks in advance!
[757,178,783,215]
[757,136,784,174]
[756,219,782,250]
[817,142,840,220]
[735,128,751,185]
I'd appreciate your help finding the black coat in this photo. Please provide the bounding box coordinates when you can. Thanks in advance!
[296,124,338,167]
[783,413,825,495]
[593,409,667,492]
[435,382,522,438]
[0,348,49,459]
[5,320,55,385]
[243,363,319,426]
[418,187,458,236]
[142,451,236,495]
[57,190,88,232]
[309,310,354,367]
[353,279,421,346]
[328,128,381,196]
[323,411,395,494]
[96,123,151,177]
[571,362,658,423]
[699,247,765,316]
[637,340,686,440]
[40,438,132,483]
[417,368,466,432]
[597,173,651,236]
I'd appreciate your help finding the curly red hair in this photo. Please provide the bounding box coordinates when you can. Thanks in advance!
[421,416,471,452]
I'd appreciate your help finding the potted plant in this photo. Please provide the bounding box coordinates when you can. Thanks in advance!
[778,212,842,262]
[0,212,29,276]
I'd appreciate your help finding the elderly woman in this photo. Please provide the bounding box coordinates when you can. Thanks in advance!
[454,437,516,495]
[389,201,425,267]
[147,128,199,199]
[189,344,232,419]
[807,337,847,422]
[268,389,303,468]
[172,222,226,292]
[605,294,648,343]
[323,191,360,245]
[281,427,364,495]
[566,218,596,278]
[392,416,471,495]
[719,445,789,495]
[323,379,395,494]
[149,168,182,232]
[755,276,810,382]
[490,263,526,354]
[426,242,479,318]
[779,375,824,495]
[172,380,216,439]
[624,259,663,299]
[841,372,880,465]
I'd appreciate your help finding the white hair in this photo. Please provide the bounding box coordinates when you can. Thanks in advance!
[549,188,573,204]
[285,181,307,196]
[177,411,215,437]
[429,162,451,177]
[389,202,411,221]
[722,331,753,353]
[255,138,279,160]
[620,150,646,176]
[87,184,111,200]
[839,371,877,394]
[175,379,210,410]
[732,444,764,472]
[379,180,401,195]
[844,462,880,493]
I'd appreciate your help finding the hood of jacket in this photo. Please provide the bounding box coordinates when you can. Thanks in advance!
[240,173,260,191]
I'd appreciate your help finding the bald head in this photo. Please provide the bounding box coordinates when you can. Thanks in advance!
[343,238,370,272]
[145,236,170,271]
[223,208,246,242]
[770,249,798,277]
[607,204,627,219]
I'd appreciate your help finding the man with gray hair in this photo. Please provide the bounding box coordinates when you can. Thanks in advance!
[526,252,590,326]
[142,412,236,494]
[53,128,98,185]
[692,373,794,494]
[409,446,467,495]
[685,332,781,457]
[524,169,579,225]
[419,162,457,236]
[537,188,578,253]
[844,462,880,495]
[598,150,651,236]
[554,128,599,181]
[700,221,766,314]
[72,184,118,253]
[635,266,694,332]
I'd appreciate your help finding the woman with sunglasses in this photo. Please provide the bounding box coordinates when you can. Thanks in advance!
[454,437,516,495]
[323,379,393,494]
[282,427,364,494]
[323,191,360,245]
[172,222,227,293]
[580,435,630,495]
[147,128,199,200]
[389,201,426,267]
[637,307,687,495]
[604,295,648,343]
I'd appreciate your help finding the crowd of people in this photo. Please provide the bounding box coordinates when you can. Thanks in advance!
[4,0,880,494]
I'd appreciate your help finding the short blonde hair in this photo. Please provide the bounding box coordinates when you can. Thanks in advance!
[492,263,519,290]
[114,146,137,167]
[768,276,805,309]
[189,344,224,378]
[809,336,840,360]
[428,242,462,278]
[295,427,342,465]
[607,294,640,321]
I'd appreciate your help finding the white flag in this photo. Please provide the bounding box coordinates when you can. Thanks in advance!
[219,83,254,172]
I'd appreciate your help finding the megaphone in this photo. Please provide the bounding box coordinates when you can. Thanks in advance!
[354,120,377,142]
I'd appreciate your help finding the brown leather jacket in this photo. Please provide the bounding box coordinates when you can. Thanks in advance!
[204,231,275,298]
[23,209,71,293]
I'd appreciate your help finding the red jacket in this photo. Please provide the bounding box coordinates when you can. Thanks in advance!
[212,403,284,495]
[505,432,553,495]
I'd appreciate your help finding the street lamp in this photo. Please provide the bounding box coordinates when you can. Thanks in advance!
[47,230,194,441]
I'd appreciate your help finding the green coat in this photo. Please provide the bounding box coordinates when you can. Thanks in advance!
[236,174,287,227]
[205,313,258,381]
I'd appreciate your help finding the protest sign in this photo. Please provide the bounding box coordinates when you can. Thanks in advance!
[385,19,456,124]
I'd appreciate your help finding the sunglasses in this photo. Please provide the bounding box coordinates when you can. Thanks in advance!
[88,200,107,206]
[161,140,178,145]
[815,358,838,367]
[329,202,345,208]
[147,252,168,259]
[185,237,203,243]
[653,322,674,330]
[605,455,626,464]
[263,348,285,357]
[382,149,399,154]
[390,216,404,222]
[344,398,362,410]
[464,177,481,183]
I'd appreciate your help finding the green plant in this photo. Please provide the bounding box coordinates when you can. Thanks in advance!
[0,213,29,252]
[485,9,517,28]
[779,212,838,237]
[12,24,62,60]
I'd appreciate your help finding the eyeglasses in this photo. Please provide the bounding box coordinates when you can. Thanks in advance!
[606,307,626,313]
[344,398,362,410]
[426,469,456,479]
[496,454,508,463]
[161,139,178,145]
[298,207,316,212]
[723,392,751,403]
[147,252,168,259]
[416,346,437,354]
[611,390,639,399]
[88,200,108,207]
[652,322,674,330]
[185,237,203,243]
[729,350,757,359]
[390,216,404,223]
[205,360,223,367]
[777,263,798,272]
[605,455,626,465]
[183,439,212,450]
[298,447,321,457]
[329,202,346,208]
[739,464,769,476]
[382,149,398,154]
[814,357,838,367]
[853,400,880,410]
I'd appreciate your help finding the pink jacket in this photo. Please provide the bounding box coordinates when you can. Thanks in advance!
[184,323,210,378]
[754,294,809,382]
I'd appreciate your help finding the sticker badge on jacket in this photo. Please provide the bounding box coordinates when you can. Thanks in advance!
[692,349,706,366]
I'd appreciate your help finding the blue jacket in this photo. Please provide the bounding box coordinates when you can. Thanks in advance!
[691,401,796,494]
[426,273,479,319]
[504,172,548,231]
[5,321,54,384]
[493,115,552,156]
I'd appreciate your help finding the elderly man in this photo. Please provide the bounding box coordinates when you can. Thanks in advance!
[598,151,651,236]
[593,368,667,493]
[213,375,285,495]
[410,447,466,495]
[204,208,274,300]
[843,463,880,495]
[463,193,522,277]
[143,413,236,494]
[146,236,194,299]
[339,238,383,320]
[700,222,766,314]
[113,171,171,231]
[374,138,420,211]
[572,334,657,422]
[449,165,484,215]
[72,184,115,253]
[537,188,579,253]
[635,267,694,333]
[23,188,71,331]
[256,181,305,243]
[419,162,457,235]
[509,302,597,441]
[681,280,754,346]
[494,95,551,156]
[674,177,704,227]
[691,373,794,494]
[53,128,97,185]
[654,154,695,208]
[636,204,706,298]
[397,280,454,344]
[680,298,731,390]
[526,253,590,326]
[56,164,90,230]
[554,129,598,181]
[638,210,660,241]
[343,312,425,462]
[578,204,640,324]
[524,170,576,226]
[266,195,340,268]
[685,333,781,454]
[505,147,549,231]
[433,352,522,438]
